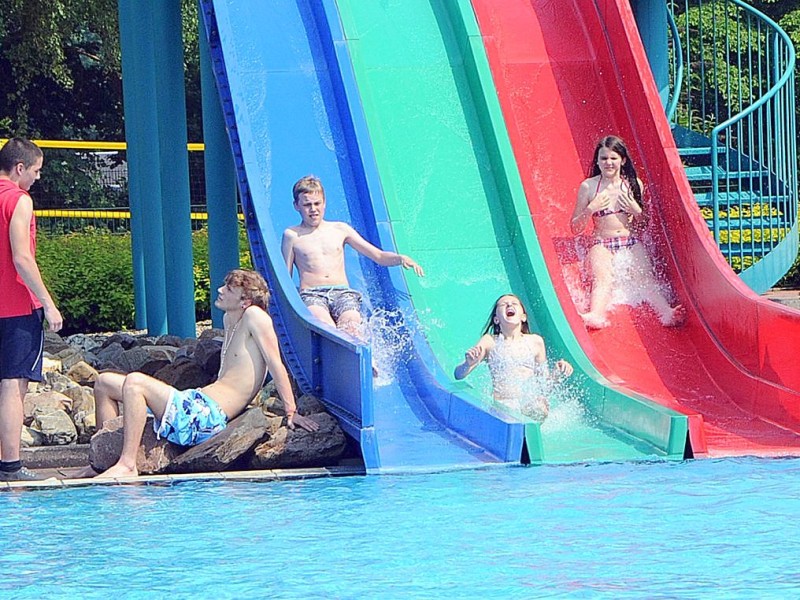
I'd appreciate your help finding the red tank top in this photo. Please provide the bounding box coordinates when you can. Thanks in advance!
[0,178,42,317]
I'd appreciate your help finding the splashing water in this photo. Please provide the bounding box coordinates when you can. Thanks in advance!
[471,355,592,430]
[562,237,677,322]
[366,307,416,388]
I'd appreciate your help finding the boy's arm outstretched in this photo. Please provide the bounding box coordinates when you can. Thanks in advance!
[342,224,425,277]
[248,307,319,432]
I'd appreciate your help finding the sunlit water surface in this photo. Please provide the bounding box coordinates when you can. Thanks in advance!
[3,457,800,598]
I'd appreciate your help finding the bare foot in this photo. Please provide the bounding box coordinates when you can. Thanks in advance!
[95,462,138,479]
[581,312,609,330]
[662,304,687,327]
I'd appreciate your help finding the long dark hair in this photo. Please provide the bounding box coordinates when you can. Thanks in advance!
[589,135,642,206]
[482,294,532,336]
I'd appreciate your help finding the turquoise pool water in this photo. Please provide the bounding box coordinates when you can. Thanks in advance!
[3,457,800,598]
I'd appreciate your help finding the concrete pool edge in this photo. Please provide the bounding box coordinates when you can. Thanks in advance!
[0,465,368,491]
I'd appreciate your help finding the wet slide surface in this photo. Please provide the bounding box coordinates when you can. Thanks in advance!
[336,0,681,462]
[472,0,800,456]
[205,0,524,470]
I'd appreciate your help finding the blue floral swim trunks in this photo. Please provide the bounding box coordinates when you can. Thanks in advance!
[153,388,228,447]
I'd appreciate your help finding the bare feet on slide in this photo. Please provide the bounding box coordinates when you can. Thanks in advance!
[662,304,687,327]
[581,311,610,330]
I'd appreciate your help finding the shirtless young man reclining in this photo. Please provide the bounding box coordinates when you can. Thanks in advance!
[79,269,318,479]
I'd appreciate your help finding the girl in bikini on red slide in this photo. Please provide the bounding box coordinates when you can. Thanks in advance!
[570,135,684,329]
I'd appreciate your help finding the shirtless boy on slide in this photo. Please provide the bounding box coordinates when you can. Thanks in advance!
[281,175,424,340]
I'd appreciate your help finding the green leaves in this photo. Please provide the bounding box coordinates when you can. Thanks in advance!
[37,226,252,334]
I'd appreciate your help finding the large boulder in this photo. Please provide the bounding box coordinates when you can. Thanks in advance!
[153,357,215,390]
[101,333,141,350]
[89,416,183,474]
[50,346,85,371]
[94,341,126,369]
[71,388,97,444]
[23,390,72,423]
[192,338,222,377]
[165,407,283,474]
[44,371,81,395]
[32,407,78,445]
[262,392,327,417]
[21,426,44,447]
[248,413,347,470]
[67,361,99,386]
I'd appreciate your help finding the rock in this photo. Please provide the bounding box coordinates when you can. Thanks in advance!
[62,385,94,413]
[23,390,72,422]
[72,390,97,444]
[44,371,80,395]
[42,357,63,374]
[21,426,44,447]
[101,333,140,350]
[52,346,85,371]
[89,416,183,475]
[165,408,284,474]
[65,333,104,355]
[138,359,171,377]
[94,341,126,368]
[156,334,188,348]
[144,345,178,362]
[199,328,223,341]
[153,357,214,390]
[263,392,327,417]
[249,413,346,469]
[192,338,221,377]
[32,408,78,445]
[44,331,69,354]
[67,361,98,385]
[117,346,151,373]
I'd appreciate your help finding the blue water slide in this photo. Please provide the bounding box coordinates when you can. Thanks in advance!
[199,0,525,471]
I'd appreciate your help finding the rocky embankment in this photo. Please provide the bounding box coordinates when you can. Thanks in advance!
[24,328,351,475]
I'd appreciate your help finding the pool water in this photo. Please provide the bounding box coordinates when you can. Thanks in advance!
[3,457,800,598]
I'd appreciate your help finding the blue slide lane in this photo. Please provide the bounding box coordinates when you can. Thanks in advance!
[199,0,525,471]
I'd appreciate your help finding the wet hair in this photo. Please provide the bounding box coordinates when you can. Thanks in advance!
[589,135,642,206]
[0,137,43,173]
[224,269,270,311]
[292,175,325,203]
[482,294,532,336]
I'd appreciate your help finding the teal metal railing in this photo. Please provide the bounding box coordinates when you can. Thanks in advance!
[665,6,683,122]
[667,0,797,292]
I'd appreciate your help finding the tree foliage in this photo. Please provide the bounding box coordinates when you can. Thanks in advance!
[0,0,201,141]
[0,0,122,138]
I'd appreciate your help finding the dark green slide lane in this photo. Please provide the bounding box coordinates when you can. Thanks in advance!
[336,0,687,461]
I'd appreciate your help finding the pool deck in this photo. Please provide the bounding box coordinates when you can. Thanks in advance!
[764,288,800,310]
[1,465,367,491]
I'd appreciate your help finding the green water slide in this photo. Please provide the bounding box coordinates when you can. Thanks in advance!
[336,0,687,461]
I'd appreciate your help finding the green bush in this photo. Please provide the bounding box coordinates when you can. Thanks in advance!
[37,226,252,334]
[37,230,135,334]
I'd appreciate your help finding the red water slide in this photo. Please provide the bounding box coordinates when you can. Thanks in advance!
[472,0,800,457]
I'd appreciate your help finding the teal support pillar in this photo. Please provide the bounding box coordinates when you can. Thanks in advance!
[632,0,670,110]
[200,16,240,328]
[152,1,196,338]
[118,0,195,338]
[119,0,166,334]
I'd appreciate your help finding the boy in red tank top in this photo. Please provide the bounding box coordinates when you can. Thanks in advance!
[0,137,63,481]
